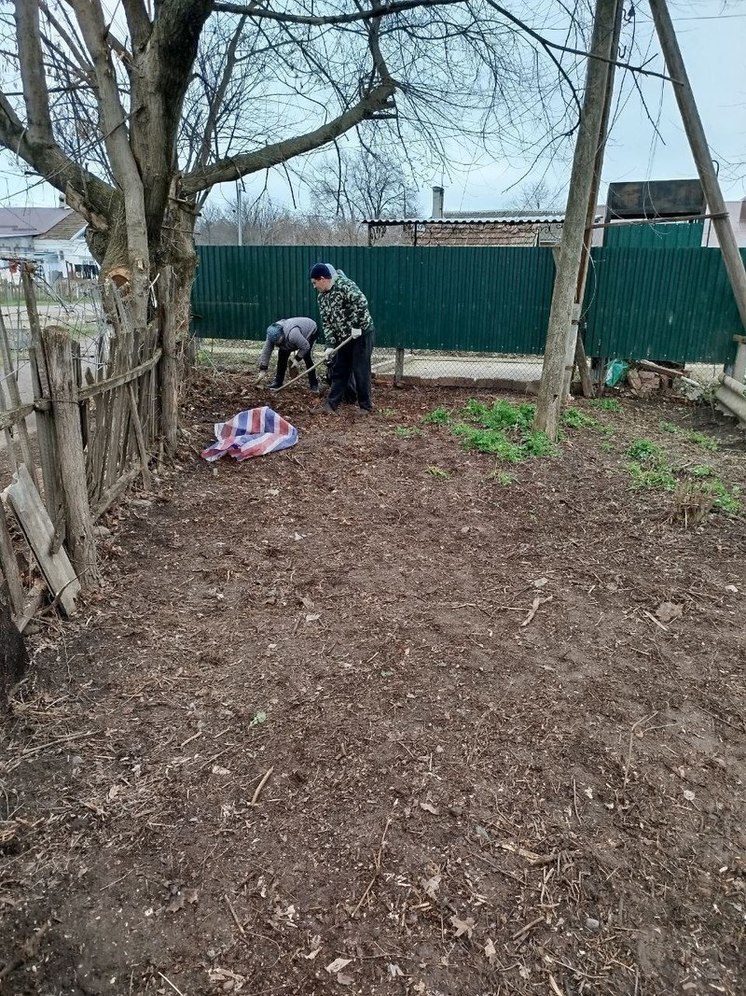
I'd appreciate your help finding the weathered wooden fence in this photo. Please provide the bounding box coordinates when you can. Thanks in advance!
[0,262,166,633]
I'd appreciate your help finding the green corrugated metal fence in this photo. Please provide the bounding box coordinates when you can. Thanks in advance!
[603,219,704,248]
[192,244,746,364]
[584,247,746,364]
[192,244,556,353]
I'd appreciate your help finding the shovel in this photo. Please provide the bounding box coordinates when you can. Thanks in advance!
[269,333,355,394]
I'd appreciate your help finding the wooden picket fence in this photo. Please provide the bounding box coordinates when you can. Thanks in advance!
[0,262,168,632]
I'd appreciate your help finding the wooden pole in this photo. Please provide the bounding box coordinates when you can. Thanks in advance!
[127,382,152,490]
[42,325,98,587]
[159,266,179,456]
[535,0,619,438]
[21,264,59,515]
[649,0,746,331]
[394,348,405,387]
[0,500,24,617]
[570,0,624,398]
[0,378,19,474]
[0,308,35,470]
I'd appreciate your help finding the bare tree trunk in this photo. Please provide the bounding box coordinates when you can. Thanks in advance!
[43,325,98,586]
[535,0,620,439]
[159,200,197,457]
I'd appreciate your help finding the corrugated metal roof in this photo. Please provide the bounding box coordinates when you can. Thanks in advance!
[42,212,87,240]
[364,214,565,225]
[0,207,75,238]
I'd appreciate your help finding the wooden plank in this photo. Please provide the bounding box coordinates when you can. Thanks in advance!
[77,348,161,401]
[43,325,98,586]
[28,344,59,514]
[0,498,24,616]
[128,382,152,490]
[21,266,51,395]
[93,464,140,521]
[0,377,19,472]
[13,581,45,634]
[0,306,35,471]
[0,400,42,433]
[7,465,79,617]
[574,333,594,399]
[160,266,178,455]
[104,325,131,489]
[638,359,689,380]
[71,340,88,449]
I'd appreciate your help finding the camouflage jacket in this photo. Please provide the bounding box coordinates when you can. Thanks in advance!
[316,273,373,348]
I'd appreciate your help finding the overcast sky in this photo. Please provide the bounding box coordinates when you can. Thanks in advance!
[2,0,744,214]
[431,0,746,213]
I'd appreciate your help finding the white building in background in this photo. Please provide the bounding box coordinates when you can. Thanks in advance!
[0,205,99,284]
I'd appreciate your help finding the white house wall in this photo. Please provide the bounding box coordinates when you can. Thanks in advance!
[33,237,98,282]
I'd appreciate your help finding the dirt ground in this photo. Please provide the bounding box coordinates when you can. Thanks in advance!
[1,373,745,996]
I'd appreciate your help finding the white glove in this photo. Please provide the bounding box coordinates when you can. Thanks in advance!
[350,328,362,339]
[324,347,334,361]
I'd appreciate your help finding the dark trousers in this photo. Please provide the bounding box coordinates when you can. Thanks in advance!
[274,333,318,389]
[327,329,374,411]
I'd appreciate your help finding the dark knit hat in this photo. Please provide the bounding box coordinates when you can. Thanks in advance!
[310,262,333,280]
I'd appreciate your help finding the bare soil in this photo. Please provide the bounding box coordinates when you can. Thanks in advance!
[1,374,745,996]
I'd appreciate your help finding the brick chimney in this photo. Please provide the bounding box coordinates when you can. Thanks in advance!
[431,185,444,219]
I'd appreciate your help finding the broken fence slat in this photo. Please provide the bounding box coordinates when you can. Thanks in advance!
[77,348,162,401]
[7,465,80,617]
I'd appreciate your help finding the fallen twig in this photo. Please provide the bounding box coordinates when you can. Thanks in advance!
[643,610,669,632]
[351,817,392,918]
[511,913,546,940]
[225,894,245,935]
[549,974,567,996]
[521,595,553,628]
[157,972,186,996]
[572,778,582,825]
[0,925,49,981]
[623,711,658,790]
[498,841,558,866]
[250,767,274,806]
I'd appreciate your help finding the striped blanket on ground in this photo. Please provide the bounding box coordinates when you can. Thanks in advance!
[201,407,298,462]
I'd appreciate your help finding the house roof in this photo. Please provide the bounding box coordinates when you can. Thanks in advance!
[0,207,85,239]
[43,212,87,240]
[364,213,566,226]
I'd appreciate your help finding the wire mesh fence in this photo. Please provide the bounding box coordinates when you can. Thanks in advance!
[194,336,546,392]
[0,277,110,412]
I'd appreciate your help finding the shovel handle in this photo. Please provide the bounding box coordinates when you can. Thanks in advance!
[269,333,355,394]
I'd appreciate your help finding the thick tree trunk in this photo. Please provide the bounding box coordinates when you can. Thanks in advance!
[159,197,198,456]
[87,178,195,461]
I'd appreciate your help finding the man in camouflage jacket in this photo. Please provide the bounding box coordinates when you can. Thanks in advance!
[310,262,375,414]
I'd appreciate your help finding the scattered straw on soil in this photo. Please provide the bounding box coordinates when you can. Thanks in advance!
[1,373,744,996]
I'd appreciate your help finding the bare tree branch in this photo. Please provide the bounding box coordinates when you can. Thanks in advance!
[213,0,677,83]
[122,0,152,51]
[69,0,149,263]
[182,78,396,194]
[15,0,54,145]
[193,14,248,173]
[0,89,115,223]
[213,0,463,25]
